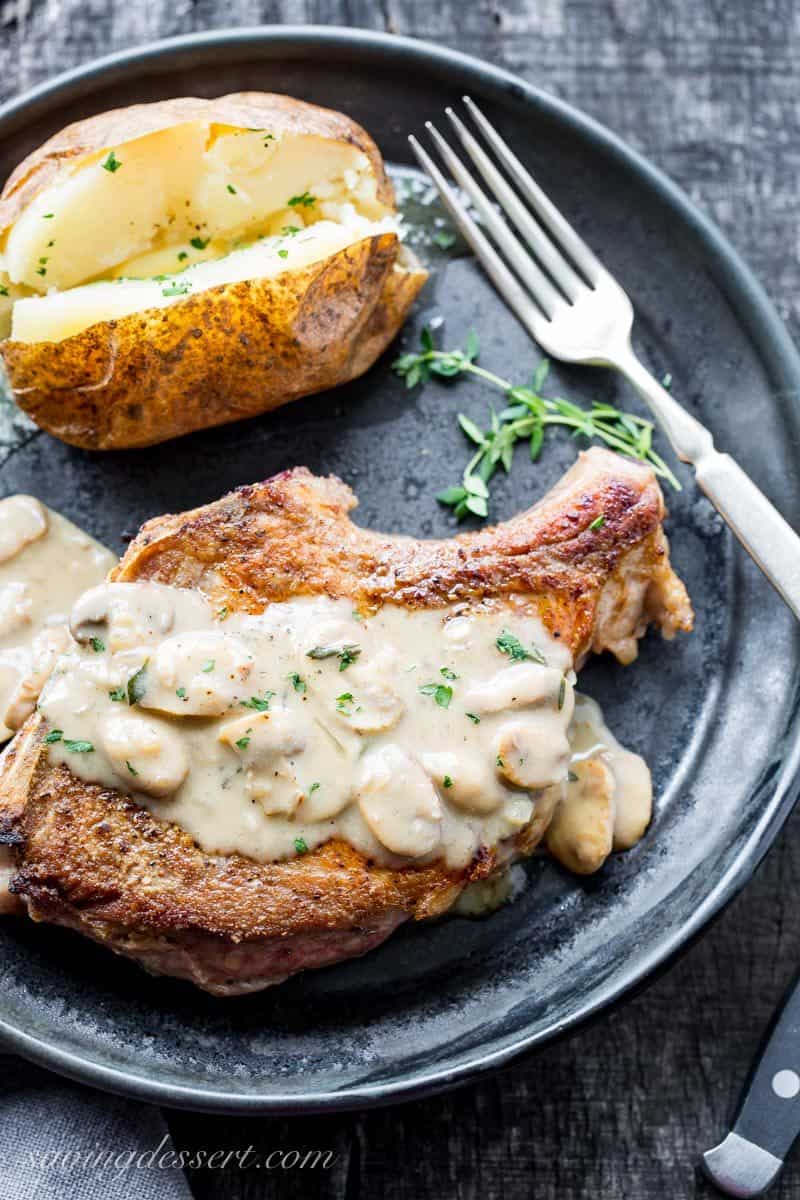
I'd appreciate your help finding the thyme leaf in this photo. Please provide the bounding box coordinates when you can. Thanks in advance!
[127,661,148,706]
[392,328,680,520]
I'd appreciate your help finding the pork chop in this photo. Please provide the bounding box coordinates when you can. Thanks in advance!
[0,448,692,994]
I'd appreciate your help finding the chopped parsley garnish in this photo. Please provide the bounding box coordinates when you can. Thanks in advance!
[127,661,148,706]
[589,514,606,531]
[309,782,320,794]
[44,729,63,744]
[64,739,94,753]
[126,760,139,776]
[443,775,453,788]
[108,687,126,702]
[495,629,546,665]
[294,837,308,855]
[336,692,354,713]
[89,636,105,653]
[190,236,209,250]
[201,659,215,673]
[177,251,189,262]
[241,691,275,712]
[277,248,289,259]
[176,687,187,700]
[36,266,46,277]
[43,212,54,219]
[307,643,361,671]
[0,286,8,297]
[226,183,237,195]
[287,191,316,208]
[466,712,481,724]
[102,150,122,173]
[419,683,453,709]
[440,666,458,681]
[235,734,251,751]
[216,606,229,621]
[338,645,360,671]
[161,281,191,297]
[568,770,579,783]
[432,230,456,250]
[496,754,504,768]
[288,672,307,694]
[280,225,300,236]
[558,676,566,710]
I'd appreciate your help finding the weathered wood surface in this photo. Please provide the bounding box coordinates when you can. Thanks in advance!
[3,1,800,1196]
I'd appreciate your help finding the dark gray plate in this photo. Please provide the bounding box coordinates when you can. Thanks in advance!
[1,27,799,1114]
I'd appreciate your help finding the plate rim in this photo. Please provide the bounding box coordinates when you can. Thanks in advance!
[2,23,800,1114]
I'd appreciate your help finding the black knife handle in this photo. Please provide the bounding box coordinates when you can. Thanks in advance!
[702,974,800,1196]
[733,971,800,1160]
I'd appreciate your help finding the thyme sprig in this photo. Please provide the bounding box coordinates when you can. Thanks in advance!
[392,329,679,520]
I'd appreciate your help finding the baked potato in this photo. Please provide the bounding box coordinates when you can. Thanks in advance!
[0,93,427,449]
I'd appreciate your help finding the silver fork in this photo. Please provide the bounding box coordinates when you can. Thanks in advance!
[409,97,800,622]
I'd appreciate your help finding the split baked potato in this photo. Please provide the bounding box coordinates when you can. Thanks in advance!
[0,93,427,449]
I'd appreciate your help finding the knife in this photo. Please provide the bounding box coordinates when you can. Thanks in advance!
[703,973,800,1196]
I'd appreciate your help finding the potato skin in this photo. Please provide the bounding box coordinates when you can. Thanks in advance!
[0,91,395,233]
[1,232,427,450]
[0,92,424,448]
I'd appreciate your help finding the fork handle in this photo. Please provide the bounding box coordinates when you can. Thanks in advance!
[616,347,800,623]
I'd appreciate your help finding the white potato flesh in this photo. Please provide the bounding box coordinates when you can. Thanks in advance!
[10,215,397,344]
[3,123,387,295]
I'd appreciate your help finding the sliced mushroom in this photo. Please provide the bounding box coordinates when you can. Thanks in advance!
[546,758,615,875]
[356,744,442,858]
[464,662,565,714]
[143,630,253,716]
[338,648,405,734]
[422,750,502,814]
[69,584,112,644]
[442,615,474,648]
[515,781,563,856]
[501,793,535,830]
[0,582,33,639]
[0,496,47,565]
[244,763,304,816]
[100,711,189,798]
[218,709,307,817]
[2,623,71,732]
[610,749,652,850]
[70,582,177,648]
[495,714,572,790]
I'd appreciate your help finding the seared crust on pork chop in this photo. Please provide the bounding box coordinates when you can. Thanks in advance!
[0,449,692,993]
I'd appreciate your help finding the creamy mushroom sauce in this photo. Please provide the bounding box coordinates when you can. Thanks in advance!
[0,496,115,741]
[38,582,581,869]
[568,693,653,851]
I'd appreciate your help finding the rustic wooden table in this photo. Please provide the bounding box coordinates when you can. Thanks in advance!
[3,1,799,1196]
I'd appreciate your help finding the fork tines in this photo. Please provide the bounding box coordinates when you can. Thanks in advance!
[409,96,605,339]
